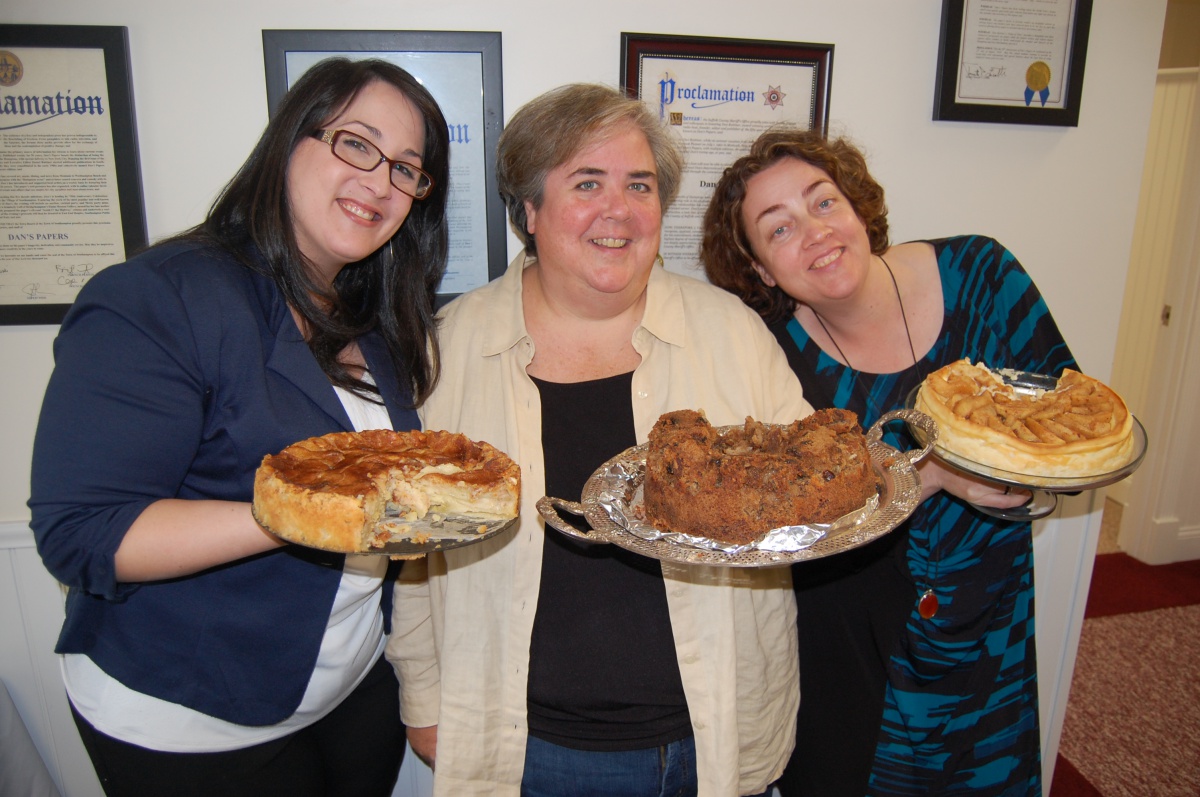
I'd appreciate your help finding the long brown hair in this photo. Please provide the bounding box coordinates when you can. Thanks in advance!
[179,58,450,405]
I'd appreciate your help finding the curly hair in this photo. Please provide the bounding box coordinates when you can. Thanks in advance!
[497,83,684,257]
[701,127,889,325]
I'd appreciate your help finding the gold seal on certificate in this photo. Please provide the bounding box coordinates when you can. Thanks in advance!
[1025,61,1052,93]
[0,51,23,87]
[1024,60,1052,107]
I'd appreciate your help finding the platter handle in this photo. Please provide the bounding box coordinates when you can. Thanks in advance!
[535,496,611,544]
[869,409,937,468]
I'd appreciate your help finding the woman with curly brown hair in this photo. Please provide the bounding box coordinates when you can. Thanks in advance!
[702,128,1074,797]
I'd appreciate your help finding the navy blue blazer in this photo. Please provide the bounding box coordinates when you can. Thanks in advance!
[29,241,420,725]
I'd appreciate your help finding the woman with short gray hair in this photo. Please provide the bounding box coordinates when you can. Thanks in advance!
[389,83,812,797]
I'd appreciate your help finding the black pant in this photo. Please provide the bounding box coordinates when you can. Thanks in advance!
[776,529,913,797]
[71,656,405,797]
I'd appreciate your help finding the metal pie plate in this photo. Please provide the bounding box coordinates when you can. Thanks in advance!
[903,376,1148,521]
[536,409,934,567]
[255,508,517,556]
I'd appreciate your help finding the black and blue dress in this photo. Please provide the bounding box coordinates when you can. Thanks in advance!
[774,235,1075,797]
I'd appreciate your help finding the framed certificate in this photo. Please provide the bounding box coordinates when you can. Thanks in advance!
[621,33,833,274]
[0,24,147,325]
[263,29,506,301]
[933,0,1093,126]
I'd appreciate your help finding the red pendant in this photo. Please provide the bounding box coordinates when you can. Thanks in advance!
[918,589,939,619]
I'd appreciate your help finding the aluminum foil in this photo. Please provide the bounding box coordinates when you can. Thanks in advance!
[593,454,880,555]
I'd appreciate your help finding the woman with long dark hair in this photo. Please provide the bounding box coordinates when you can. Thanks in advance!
[30,57,449,796]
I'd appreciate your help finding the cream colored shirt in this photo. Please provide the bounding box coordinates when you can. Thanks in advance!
[387,256,814,796]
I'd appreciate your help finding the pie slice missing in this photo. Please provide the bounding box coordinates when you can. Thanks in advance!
[253,429,521,553]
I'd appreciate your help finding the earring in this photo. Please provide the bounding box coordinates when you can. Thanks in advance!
[655,254,665,268]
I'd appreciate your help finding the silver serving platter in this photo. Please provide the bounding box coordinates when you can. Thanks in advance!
[536,409,935,567]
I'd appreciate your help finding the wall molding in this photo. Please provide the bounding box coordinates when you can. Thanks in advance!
[0,521,35,550]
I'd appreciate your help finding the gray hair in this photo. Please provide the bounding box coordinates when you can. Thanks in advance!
[496,83,684,256]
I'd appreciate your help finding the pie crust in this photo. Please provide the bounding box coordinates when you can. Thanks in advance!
[914,359,1134,478]
[253,429,520,553]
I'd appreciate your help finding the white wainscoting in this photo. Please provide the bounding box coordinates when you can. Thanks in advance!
[0,522,102,797]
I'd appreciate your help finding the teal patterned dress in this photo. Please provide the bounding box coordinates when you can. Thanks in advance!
[773,236,1075,796]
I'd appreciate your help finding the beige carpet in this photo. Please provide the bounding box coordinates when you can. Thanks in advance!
[1058,604,1200,795]
[1060,501,1200,797]
[1053,499,1200,795]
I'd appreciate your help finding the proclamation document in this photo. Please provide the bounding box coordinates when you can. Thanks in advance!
[285,51,491,295]
[0,46,126,308]
[635,56,819,276]
[956,0,1078,109]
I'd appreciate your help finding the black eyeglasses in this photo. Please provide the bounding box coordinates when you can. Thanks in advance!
[313,129,434,200]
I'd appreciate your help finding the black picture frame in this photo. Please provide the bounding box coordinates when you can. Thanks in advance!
[933,0,1092,126]
[621,32,833,135]
[0,24,147,325]
[262,29,505,302]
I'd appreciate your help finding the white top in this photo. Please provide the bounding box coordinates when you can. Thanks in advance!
[64,385,393,752]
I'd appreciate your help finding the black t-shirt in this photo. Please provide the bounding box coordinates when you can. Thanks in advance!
[526,372,692,751]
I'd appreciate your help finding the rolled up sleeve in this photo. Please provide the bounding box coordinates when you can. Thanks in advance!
[29,263,205,600]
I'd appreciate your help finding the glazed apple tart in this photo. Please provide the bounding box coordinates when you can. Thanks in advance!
[914,359,1134,478]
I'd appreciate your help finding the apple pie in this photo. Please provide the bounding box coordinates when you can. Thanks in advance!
[914,359,1134,478]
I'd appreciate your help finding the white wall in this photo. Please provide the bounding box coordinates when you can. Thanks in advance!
[1,1,1168,795]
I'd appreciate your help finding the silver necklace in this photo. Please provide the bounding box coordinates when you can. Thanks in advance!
[810,255,940,619]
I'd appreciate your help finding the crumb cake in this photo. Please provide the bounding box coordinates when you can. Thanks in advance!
[253,429,520,553]
[643,408,877,544]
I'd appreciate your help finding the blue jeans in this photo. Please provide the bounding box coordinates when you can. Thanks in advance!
[521,734,698,797]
